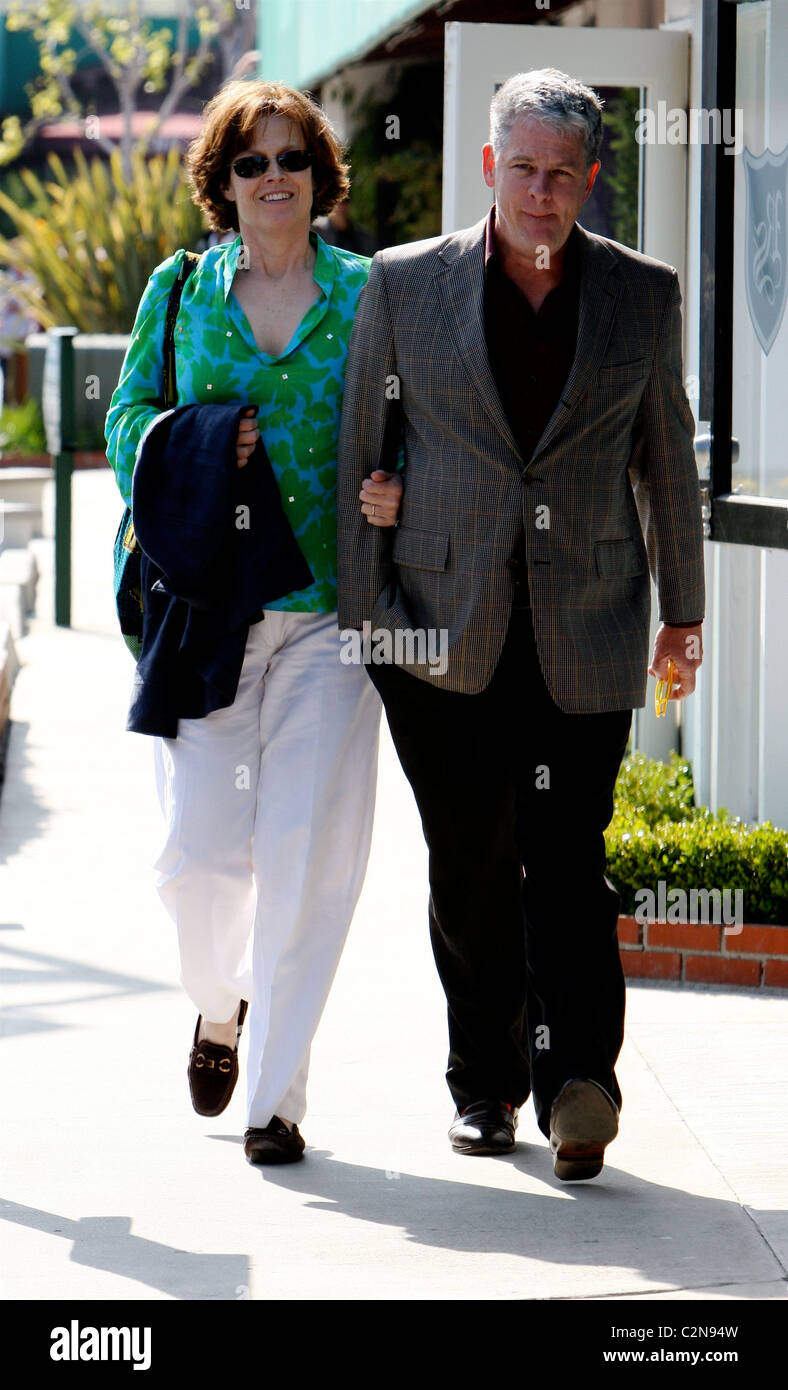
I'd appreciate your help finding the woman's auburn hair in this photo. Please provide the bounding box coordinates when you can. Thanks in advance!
[186,79,351,232]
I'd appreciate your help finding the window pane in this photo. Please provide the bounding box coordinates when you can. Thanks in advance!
[732,0,788,499]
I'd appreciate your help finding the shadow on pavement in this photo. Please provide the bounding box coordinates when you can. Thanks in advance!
[0,1199,249,1301]
[0,939,172,1041]
[1,1143,782,1299]
[233,1145,783,1293]
[0,721,51,863]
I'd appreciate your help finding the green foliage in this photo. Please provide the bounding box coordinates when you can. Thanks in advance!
[1,0,235,167]
[338,64,443,247]
[0,397,47,456]
[606,752,788,924]
[0,146,206,332]
[0,167,39,242]
[612,749,698,827]
[600,88,640,249]
[358,138,443,245]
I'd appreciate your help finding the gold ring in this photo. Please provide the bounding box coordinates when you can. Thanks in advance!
[371,505,376,516]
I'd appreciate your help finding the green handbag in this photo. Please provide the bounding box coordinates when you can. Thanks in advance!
[112,250,201,660]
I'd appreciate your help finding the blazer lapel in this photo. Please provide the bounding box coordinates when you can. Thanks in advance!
[435,217,623,468]
[530,224,622,462]
[435,220,523,460]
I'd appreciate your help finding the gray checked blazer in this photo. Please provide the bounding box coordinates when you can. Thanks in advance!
[336,215,705,713]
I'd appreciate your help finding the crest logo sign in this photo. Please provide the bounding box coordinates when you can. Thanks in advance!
[743,145,788,355]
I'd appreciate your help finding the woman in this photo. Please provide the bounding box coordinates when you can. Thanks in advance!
[105,80,402,1164]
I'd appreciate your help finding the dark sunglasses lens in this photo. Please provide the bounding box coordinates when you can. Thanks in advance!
[278,151,312,172]
[233,156,268,178]
[232,151,311,177]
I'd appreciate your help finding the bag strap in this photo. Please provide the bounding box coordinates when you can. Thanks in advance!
[162,250,201,408]
[120,250,201,557]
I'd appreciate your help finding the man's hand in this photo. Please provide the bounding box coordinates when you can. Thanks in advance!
[648,623,703,699]
[236,406,259,467]
[359,469,404,528]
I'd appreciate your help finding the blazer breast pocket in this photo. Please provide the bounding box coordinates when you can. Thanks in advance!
[594,537,647,578]
[392,526,450,572]
[595,357,649,388]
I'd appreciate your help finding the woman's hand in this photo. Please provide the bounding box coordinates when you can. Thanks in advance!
[359,470,404,527]
[237,406,259,468]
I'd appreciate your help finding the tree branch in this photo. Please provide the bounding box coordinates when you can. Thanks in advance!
[141,1,236,148]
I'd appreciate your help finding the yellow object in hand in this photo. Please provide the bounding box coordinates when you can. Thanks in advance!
[654,657,675,717]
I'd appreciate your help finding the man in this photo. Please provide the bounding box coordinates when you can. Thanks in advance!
[337,69,704,1181]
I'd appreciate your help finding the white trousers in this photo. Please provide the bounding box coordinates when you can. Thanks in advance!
[151,609,381,1128]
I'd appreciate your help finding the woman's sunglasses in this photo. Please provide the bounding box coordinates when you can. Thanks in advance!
[231,151,313,178]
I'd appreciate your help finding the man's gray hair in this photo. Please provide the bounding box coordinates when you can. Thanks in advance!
[490,68,604,169]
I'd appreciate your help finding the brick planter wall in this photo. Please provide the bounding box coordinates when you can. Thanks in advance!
[617,916,788,989]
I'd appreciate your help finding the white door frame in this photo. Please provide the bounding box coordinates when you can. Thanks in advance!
[443,21,689,269]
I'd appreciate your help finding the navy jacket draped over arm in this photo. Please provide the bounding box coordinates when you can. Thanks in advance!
[127,402,313,737]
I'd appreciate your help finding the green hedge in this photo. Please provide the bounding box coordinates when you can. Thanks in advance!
[0,396,46,455]
[606,752,788,925]
[612,749,697,826]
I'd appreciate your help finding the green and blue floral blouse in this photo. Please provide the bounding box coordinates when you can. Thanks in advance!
[105,230,371,612]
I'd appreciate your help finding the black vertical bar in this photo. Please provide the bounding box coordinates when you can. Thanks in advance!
[52,329,77,627]
[700,0,737,504]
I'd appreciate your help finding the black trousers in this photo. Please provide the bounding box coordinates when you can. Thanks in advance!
[366,599,632,1138]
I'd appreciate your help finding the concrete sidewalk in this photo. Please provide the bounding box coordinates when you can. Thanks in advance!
[1,468,787,1301]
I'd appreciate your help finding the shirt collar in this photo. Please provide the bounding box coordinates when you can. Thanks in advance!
[484,205,497,267]
[222,228,336,301]
[223,235,241,299]
[309,227,337,297]
[485,204,581,284]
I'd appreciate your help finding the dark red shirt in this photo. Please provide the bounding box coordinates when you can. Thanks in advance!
[484,206,581,466]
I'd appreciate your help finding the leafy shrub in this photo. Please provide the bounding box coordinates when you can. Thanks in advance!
[0,396,46,455]
[0,146,206,333]
[606,752,788,925]
[612,749,698,827]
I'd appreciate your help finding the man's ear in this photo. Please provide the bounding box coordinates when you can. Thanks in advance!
[482,143,496,191]
[583,159,601,202]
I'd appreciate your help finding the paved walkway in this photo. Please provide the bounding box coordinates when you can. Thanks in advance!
[1,469,787,1301]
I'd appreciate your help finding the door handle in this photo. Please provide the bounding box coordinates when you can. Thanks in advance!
[693,433,740,465]
[693,435,741,536]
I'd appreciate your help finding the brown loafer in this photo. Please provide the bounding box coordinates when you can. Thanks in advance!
[187,1000,248,1117]
[243,1117,305,1165]
[549,1077,619,1181]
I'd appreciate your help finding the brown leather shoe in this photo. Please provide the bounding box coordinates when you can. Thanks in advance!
[243,1117,305,1165]
[549,1077,619,1181]
[187,1000,248,1117]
